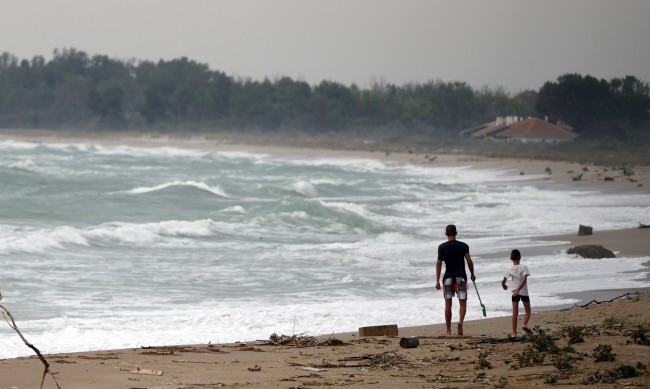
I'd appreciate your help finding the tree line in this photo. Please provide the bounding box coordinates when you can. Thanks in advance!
[0,48,648,142]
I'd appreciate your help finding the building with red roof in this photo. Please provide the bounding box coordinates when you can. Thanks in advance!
[463,116,578,143]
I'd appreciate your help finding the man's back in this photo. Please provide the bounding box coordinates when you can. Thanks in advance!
[438,239,469,280]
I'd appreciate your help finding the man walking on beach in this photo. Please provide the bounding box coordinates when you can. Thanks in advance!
[435,224,476,336]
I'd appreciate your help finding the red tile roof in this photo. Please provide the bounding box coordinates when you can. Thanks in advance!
[470,121,508,137]
[496,118,578,139]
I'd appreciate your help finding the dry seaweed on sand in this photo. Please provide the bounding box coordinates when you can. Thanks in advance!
[262,332,350,347]
[339,351,431,370]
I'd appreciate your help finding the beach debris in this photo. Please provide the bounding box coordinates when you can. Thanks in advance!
[623,167,635,176]
[299,366,326,372]
[567,244,615,259]
[358,324,399,337]
[639,223,650,229]
[248,364,262,372]
[604,176,615,181]
[545,167,552,174]
[577,224,593,236]
[77,353,119,360]
[572,173,583,181]
[0,290,62,389]
[264,332,349,348]
[570,292,640,308]
[582,166,589,172]
[140,345,227,354]
[399,336,419,348]
[340,351,409,369]
[129,366,163,376]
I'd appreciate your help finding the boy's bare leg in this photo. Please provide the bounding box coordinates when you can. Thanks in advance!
[522,301,531,331]
[511,301,519,337]
[444,299,453,335]
[458,298,467,335]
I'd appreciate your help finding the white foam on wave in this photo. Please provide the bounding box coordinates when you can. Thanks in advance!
[0,219,223,254]
[278,156,391,173]
[220,205,246,213]
[291,180,318,197]
[0,140,44,150]
[8,158,37,171]
[0,225,90,254]
[125,181,229,197]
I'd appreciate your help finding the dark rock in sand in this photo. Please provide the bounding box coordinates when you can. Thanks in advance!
[567,245,616,259]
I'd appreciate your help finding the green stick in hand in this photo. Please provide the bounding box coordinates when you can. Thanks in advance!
[472,280,487,317]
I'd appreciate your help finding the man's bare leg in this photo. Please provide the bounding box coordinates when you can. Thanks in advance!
[458,298,467,335]
[444,299,453,335]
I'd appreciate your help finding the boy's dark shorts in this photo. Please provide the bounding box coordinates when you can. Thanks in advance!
[512,295,530,303]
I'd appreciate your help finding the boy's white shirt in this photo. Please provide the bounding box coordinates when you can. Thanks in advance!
[504,264,530,296]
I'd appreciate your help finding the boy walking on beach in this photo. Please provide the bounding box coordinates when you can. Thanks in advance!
[435,225,476,336]
[502,249,531,337]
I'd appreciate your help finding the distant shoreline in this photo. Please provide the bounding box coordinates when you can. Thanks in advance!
[1,127,649,195]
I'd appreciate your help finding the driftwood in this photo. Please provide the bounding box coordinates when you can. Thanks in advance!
[359,324,398,336]
[577,224,593,236]
[567,291,640,309]
[264,332,349,347]
[0,290,62,389]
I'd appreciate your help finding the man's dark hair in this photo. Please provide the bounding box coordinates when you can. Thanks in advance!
[445,224,457,237]
[511,249,521,260]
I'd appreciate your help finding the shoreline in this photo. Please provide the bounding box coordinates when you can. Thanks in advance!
[1,129,649,387]
[1,128,649,195]
[2,290,648,388]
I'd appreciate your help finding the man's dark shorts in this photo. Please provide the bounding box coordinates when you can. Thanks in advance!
[512,295,530,303]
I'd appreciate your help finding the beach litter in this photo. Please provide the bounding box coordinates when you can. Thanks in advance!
[129,366,163,376]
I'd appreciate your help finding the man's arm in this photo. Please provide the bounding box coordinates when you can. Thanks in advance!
[465,253,476,281]
[435,259,442,290]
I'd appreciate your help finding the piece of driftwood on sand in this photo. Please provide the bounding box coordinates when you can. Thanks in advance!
[0,290,62,389]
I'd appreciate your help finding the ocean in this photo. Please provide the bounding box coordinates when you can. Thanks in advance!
[0,139,648,359]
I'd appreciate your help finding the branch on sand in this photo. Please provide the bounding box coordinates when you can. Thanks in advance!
[564,291,641,309]
[0,290,62,389]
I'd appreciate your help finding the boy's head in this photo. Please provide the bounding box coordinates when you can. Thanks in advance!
[510,249,521,261]
[445,224,457,237]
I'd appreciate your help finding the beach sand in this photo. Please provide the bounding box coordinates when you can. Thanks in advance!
[1,292,648,388]
[1,129,649,388]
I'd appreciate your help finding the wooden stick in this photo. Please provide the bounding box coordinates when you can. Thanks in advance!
[0,290,62,389]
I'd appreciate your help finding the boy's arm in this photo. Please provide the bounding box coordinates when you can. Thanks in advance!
[502,277,508,290]
[513,275,528,295]
[465,253,476,281]
[435,259,442,290]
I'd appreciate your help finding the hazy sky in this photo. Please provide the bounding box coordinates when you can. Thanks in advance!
[1,0,649,92]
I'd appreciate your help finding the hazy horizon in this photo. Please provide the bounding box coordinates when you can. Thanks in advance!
[1,0,649,92]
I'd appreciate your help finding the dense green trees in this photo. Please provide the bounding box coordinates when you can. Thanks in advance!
[1,49,648,142]
[536,73,650,139]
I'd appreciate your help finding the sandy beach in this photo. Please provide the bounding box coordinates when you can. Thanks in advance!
[1,291,648,388]
[1,129,649,388]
